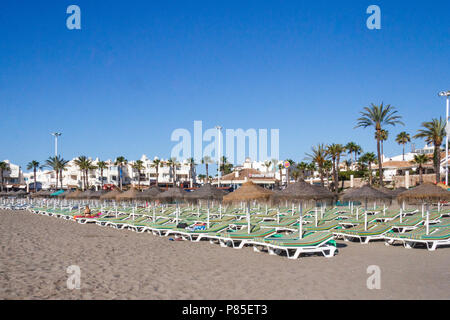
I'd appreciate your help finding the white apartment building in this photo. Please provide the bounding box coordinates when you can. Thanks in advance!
[0,160,25,189]
[23,155,195,190]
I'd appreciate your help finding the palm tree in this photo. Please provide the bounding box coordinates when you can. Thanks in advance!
[131,160,145,189]
[375,129,389,158]
[277,163,284,185]
[297,162,308,180]
[414,117,446,183]
[396,131,411,161]
[360,152,377,185]
[327,144,345,194]
[166,157,179,185]
[45,156,66,189]
[96,161,108,189]
[305,144,329,187]
[264,160,272,173]
[345,142,362,165]
[186,157,196,186]
[323,160,333,189]
[114,156,127,190]
[58,158,70,189]
[307,162,316,180]
[74,156,91,190]
[26,160,40,192]
[343,159,352,171]
[201,156,213,183]
[411,154,428,184]
[284,159,295,185]
[355,103,404,186]
[0,161,11,192]
[150,158,162,186]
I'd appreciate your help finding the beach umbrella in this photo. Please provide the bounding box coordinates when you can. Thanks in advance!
[88,190,107,199]
[343,184,392,231]
[157,187,188,225]
[223,181,273,234]
[65,190,83,200]
[57,190,73,199]
[76,190,96,200]
[115,188,140,201]
[397,183,450,235]
[273,180,334,238]
[100,189,122,200]
[136,187,161,201]
[185,183,227,228]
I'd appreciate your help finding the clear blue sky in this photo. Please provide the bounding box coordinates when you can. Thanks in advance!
[1,0,449,173]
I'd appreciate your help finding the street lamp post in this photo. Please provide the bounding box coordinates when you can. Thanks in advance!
[439,91,450,185]
[51,132,62,157]
[215,126,223,188]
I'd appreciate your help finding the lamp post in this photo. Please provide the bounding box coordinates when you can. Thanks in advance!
[439,91,450,185]
[51,132,62,157]
[215,126,223,188]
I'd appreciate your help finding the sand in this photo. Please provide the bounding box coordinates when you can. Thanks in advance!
[0,209,449,300]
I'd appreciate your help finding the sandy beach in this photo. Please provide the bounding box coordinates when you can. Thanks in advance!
[0,209,449,300]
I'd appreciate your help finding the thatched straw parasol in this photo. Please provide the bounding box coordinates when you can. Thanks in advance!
[223,181,273,203]
[343,184,393,231]
[223,181,273,234]
[342,185,392,203]
[274,180,334,201]
[31,190,51,198]
[88,190,107,199]
[100,189,122,200]
[56,190,72,198]
[14,190,28,197]
[186,183,226,201]
[273,180,334,238]
[390,187,407,197]
[65,190,83,200]
[136,187,161,201]
[157,187,188,203]
[397,183,450,235]
[396,183,450,203]
[115,188,140,201]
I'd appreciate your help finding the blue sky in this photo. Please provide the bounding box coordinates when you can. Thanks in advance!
[1,0,449,172]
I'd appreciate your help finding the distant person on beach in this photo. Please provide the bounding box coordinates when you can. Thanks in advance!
[84,205,92,217]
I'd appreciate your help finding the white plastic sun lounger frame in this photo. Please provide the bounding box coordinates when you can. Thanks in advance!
[251,238,337,259]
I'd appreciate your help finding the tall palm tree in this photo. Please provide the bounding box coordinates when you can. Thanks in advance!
[284,159,295,185]
[201,156,213,183]
[166,157,179,185]
[264,160,272,173]
[327,144,345,194]
[45,156,64,189]
[305,144,329,187]
[131,160,145,189]
[150,158,162,186]
[360,152,377,185]
[343,159,352,171]
[277,163,284,185]
[396,131,411,161]
[186,157,196,186]
[26,160,40,192]
[414,117,446,183]
[0,161,11,192]
[74,156,91,190]
[411,154,428,184]
[307,162,316,180]
[345,142,362,165]
[323,160,333,189]
[355,103,404,186]
[297,162,308,180]
[114,156,127,190]
[58,158,70,189]
[96,161,108,189]
[375,129,389,158]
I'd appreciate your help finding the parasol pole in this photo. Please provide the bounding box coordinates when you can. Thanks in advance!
[247,201,251,234]
[315,206,318,227]
[207,200,210,229]
[356,207,359,220]
[299,201,303,239]
[400,207,403,223]
[421,203,424,218]
[426,204,430,235]
[383,203,386,216]
[364,210,368,231]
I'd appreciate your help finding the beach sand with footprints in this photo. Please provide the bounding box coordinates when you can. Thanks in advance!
[0,209,449,300]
